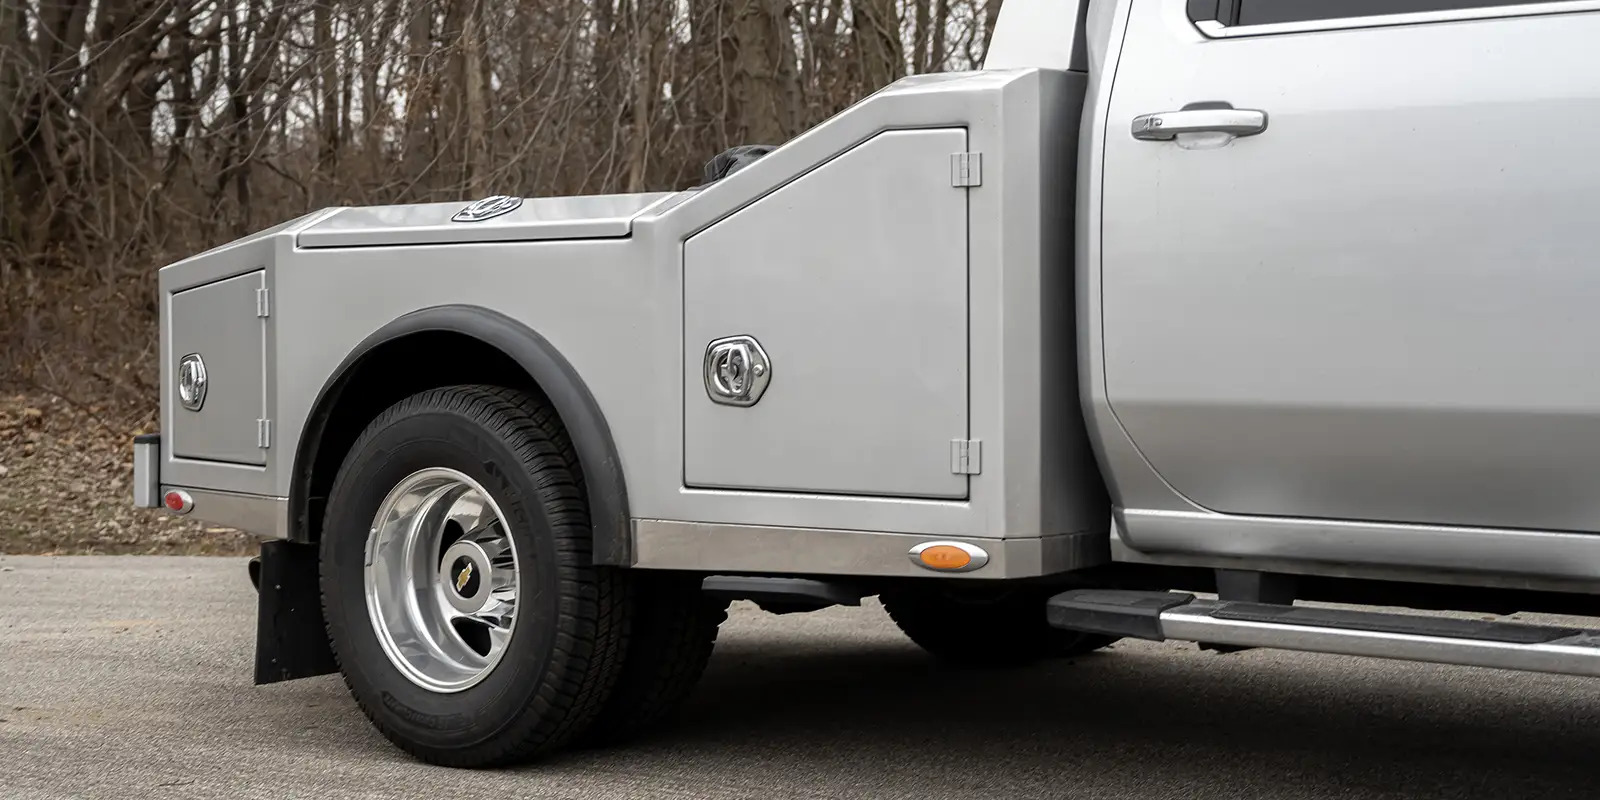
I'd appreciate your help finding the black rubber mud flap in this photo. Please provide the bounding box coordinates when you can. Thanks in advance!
[254,540,338,685]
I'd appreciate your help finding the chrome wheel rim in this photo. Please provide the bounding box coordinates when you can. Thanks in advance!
[364,468,519,693]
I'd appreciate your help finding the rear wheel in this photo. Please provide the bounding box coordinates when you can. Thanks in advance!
[578,572,729,747]
[881,585,1117,667]
[319,385,628,767]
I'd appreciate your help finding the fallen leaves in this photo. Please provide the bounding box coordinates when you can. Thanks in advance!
[0,392,255,556]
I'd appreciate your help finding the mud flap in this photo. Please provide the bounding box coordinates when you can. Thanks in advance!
[254,540,338,685]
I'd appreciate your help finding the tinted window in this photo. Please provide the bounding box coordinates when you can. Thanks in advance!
[1190,0,1572,26]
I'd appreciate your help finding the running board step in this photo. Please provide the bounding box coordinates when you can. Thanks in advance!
[1047,589,1600,678]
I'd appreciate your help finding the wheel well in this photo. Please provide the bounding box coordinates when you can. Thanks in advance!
[293,331,541,544]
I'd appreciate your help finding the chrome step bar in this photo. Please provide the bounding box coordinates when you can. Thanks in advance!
[1047,590,1600,678]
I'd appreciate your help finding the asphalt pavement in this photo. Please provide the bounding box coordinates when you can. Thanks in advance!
[3,555,1600,799]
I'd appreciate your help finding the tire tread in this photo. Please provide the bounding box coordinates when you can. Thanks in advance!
[579,574,728,746]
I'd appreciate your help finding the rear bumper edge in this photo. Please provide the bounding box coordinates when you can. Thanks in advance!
[163,486,289,540]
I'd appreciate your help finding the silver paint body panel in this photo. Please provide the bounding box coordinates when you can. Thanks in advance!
[1099,0,1600,534]
[1074,0,1600,586]
[1118,509,1600,586]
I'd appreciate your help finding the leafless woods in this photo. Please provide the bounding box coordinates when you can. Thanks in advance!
[0,0,999,408]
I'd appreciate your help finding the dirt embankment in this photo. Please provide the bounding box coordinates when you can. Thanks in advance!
[0,392,254,555]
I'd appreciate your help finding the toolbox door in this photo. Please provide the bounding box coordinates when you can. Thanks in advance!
[168,270,268,466]
[683,128,970,500]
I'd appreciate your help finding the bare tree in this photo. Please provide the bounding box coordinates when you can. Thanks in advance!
[1,0,999,411]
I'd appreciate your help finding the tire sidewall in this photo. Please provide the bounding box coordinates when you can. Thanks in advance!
[320,404,571,751]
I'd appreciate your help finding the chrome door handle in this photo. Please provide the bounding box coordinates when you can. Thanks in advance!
[1131,108,1268,141]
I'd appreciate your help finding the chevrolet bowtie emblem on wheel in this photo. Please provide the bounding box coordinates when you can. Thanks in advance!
[454,562,474,593]
[451,195,523,222]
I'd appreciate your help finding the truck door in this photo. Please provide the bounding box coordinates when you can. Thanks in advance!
[1100,0,1600,532]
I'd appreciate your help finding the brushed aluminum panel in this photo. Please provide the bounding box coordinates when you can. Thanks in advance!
[296,192,678,248]
[257,69,1086,546]
[682,128,970,500]
[631,519,1104,578]
[160,486,289,539]
[169,270,267,466]
[132,437,160,508]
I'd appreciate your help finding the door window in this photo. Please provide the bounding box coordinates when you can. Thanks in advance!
[1187,0,1599,34]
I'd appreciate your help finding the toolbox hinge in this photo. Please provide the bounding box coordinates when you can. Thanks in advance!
[256,287,271,318]
[951,439,982,475]
[950,152,983,187]
[257,418,272,449]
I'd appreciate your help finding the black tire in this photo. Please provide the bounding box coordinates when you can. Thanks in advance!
[577,573,729,747]
[319,385,629,767]
[881,586,1117,667]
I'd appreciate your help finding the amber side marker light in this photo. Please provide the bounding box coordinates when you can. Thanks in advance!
[908,541,989,573]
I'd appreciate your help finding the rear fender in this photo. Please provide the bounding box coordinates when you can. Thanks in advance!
[287,304,631,565]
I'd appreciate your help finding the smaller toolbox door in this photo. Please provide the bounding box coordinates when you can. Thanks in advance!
[169,270,268,466]
[683,128,970,500]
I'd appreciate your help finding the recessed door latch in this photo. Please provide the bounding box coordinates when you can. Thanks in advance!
[703,335,771,407]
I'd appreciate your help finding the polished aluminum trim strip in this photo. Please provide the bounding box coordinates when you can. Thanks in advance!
[1195,0,1600,38]
[162,486,289,539]
[1118,507,1600,583]
[133,440,161,508]
[1161,602,1600,678]
[630,519,1106,578]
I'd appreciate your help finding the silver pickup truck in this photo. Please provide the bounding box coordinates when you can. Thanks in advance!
[133,0,1600,768]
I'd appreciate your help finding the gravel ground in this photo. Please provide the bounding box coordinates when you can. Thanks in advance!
[4,555,1600,799]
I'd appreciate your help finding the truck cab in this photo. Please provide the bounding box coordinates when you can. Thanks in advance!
[135,0,1600,768]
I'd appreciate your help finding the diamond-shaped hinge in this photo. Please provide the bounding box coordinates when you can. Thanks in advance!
[950,152,982,187]
[951,439,982,475]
